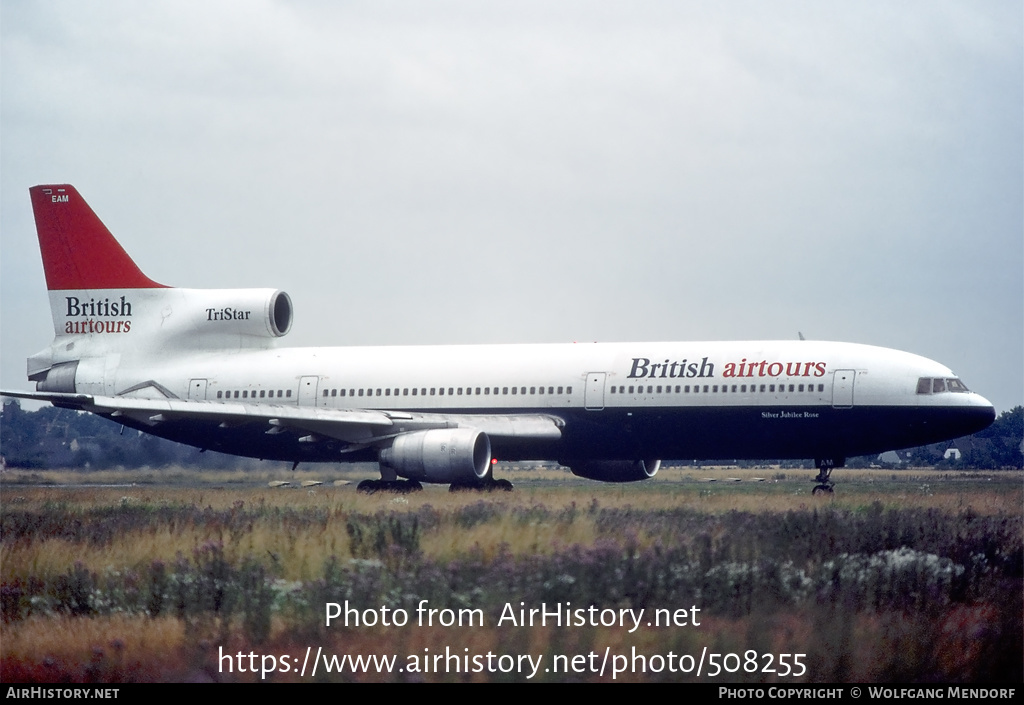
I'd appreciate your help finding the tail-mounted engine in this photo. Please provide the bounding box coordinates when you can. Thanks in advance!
[172,288,293,343]
[87,287,295,351]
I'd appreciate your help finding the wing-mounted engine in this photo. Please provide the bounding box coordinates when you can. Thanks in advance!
[568,458,661,483]
[379,429,492,484]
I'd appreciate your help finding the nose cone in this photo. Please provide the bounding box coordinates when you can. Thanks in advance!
[965,394,997,435]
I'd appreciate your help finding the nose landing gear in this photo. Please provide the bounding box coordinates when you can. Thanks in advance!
[812,457,844,495]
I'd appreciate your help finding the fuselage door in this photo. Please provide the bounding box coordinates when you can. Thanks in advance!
[298,376,319,406]
[188,379,208,401]
[832,370,855,409]
[585,372,606,411]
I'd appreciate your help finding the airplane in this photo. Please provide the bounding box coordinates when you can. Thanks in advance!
[1,184,996,494]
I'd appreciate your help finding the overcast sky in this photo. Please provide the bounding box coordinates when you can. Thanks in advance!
[2,1,1021,414]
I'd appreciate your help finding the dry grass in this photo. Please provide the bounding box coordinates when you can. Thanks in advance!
[2,468,1021,682]
[3,470,1020,583]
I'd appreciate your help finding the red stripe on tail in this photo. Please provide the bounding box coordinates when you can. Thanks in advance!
[30,185,166,290]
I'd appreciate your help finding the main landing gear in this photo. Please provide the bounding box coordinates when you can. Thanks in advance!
[812,458,844,495]
[449,478,514,493]
[354,477,515,494]
[356,479,423,494]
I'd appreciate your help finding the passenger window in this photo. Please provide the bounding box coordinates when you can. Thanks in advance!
[286,390,292,397]
[566,386,572,394]
[385,389,391,396]
[217,391,223,399]
[741,385,747,393]
[502,387,508,394]
[798,384,804,392]
[476,387,482,395]
[558,386,564,394]
[512,387,517,395]
[548,387,554,394]
[458,388,463,395]
[359,389,364,397]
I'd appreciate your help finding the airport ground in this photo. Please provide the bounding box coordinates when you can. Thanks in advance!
[1,466,1021,683]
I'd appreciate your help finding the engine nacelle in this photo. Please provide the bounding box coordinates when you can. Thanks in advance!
[176,288,293,341]
[140,287,293,350]
[379,429,492,484]
[568,459,661,483]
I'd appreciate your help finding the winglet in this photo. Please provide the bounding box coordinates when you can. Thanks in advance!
[30,185,166,290]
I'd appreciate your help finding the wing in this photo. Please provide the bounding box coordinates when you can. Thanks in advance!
[0,389,564,452]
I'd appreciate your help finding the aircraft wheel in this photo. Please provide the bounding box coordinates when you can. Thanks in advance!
[449,478,514,493]
[399,480,423,494]
[357,479,379,494]
[812,484,834,496]
[358,479,422,494]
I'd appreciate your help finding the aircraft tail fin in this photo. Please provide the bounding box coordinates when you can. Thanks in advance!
[29,185,167,291]
[25,185,291,393]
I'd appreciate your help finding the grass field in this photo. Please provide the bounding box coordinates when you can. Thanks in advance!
[1,466,1021,683]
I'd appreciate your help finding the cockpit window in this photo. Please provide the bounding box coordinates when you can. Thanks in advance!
[917,377,970,394]
[946,378,969,393]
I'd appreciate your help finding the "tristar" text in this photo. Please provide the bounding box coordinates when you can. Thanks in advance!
[206,307,252,321]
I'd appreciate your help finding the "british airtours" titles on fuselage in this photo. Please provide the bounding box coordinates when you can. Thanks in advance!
[627,357,826,380]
